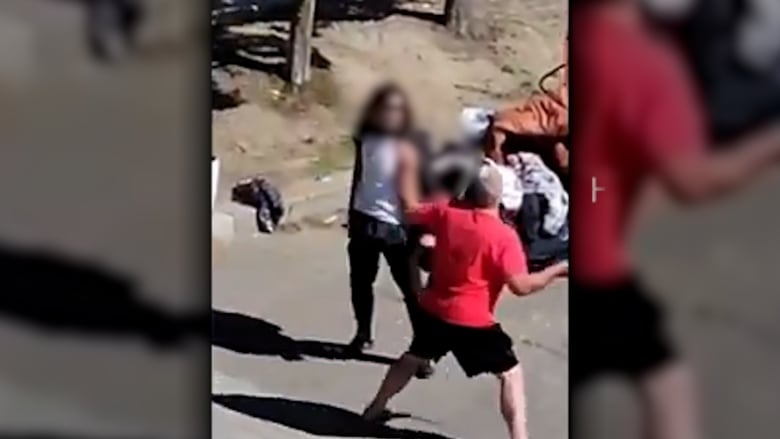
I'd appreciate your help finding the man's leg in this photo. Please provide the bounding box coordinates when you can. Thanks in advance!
[497,365,529,439]
[363,353,428,420]
[618,282,699,439]
[347,236,382,349]
[639,361,701,439]
[365,309,446,419]
[455,324,523,439]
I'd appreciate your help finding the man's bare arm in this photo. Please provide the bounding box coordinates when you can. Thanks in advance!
[506,261,568,296]
[658,124,780,203]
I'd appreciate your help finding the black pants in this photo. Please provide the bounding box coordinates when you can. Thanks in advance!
[347,212,423,338]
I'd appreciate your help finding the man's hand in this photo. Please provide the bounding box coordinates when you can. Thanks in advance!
[506,261,568,296]
[554,260,569,277]
[554,142,569,171]
[419,233,436,248]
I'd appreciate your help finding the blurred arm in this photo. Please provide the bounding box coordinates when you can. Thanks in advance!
[397,140,422,214]
[506,262,568,296]
[635,52,780,203]
[657,125,780,203]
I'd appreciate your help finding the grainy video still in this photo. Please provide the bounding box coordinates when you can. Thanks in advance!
[211,1,568,439]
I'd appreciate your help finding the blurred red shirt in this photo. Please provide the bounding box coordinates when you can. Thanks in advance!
[572,8,707,283]
[407,201,527,327]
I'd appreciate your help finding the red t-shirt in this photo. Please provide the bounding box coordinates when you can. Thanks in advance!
[571,9,707,283]
[407,201,527,327]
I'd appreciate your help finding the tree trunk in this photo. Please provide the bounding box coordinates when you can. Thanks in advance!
[288,0,317,90]
[444,0,474,37]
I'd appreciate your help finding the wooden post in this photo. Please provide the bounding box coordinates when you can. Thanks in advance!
[288,0,317,90]
[443,0,476,38]
[443,0,457,24]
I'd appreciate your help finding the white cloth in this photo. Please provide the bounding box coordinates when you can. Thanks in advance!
[460,107,495,143]
[482,158,524,211]
[509,152,569,236]
[352,135,403,225]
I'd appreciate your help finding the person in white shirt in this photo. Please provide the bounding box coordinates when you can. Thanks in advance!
[347,83,434,378]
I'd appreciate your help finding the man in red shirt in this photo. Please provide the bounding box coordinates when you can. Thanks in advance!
[362,144,568,439]
[573,1,780,438]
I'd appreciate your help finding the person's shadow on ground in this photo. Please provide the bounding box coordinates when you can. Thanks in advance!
[212,309,395,365]
[0,434,156,439]
[213,394,455,439]
[0,244,205,347]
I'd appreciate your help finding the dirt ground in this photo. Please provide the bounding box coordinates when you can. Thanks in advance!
[212,0,567,187]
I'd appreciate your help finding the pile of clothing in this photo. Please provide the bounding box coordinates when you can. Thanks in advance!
[455,101,569,271]
[498,153,568,272]
[468,42,570,270]
[426,142,569,271]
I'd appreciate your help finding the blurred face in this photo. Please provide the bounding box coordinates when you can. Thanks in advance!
[374,92,407,134]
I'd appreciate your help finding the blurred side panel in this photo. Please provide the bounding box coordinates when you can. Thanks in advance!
[571,0,780,438]
[0,1,209,438]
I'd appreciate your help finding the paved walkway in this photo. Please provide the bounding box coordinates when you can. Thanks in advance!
[212,226,569,439]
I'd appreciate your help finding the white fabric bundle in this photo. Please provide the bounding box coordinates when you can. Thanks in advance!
[482,158,524,211]
[509,152,569,235]
[460,107,495,143]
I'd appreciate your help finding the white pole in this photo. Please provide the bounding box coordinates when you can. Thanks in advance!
[212,156,220,211]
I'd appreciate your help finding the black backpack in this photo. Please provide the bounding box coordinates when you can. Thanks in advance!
[231,178,285,233]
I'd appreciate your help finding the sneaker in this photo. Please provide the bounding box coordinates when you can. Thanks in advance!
[415,361,435,379]
[348,333,374,352]
[362,405,392,423]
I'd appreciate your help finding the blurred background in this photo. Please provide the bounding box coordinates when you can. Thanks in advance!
[575,0,780,438]
[0,1,207,438]
[578,180,780,439]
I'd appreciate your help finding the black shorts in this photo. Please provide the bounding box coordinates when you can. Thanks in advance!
[408,310,519,377]
[571,278,676,389]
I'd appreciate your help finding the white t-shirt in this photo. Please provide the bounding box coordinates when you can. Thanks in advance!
[494,163,524,211]
[352,135,403,225]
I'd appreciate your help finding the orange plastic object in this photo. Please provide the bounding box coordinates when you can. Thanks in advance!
[486,40,569,166]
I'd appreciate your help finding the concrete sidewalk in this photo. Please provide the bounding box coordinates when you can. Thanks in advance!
[212,226,568,439]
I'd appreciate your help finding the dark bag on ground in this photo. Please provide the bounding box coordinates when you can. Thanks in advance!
[515,193,568,272]
[231,177,285,233]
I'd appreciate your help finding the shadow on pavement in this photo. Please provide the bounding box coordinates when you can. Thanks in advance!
[212,32,332,81]
[213,394,455,439]
[0,244,205,348]
[0,434,157,439]
[212,309,396,365]
[213,0,397,25]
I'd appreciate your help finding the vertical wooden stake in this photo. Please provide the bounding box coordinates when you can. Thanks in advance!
[444,0,475,38]
[289,0,317,90]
